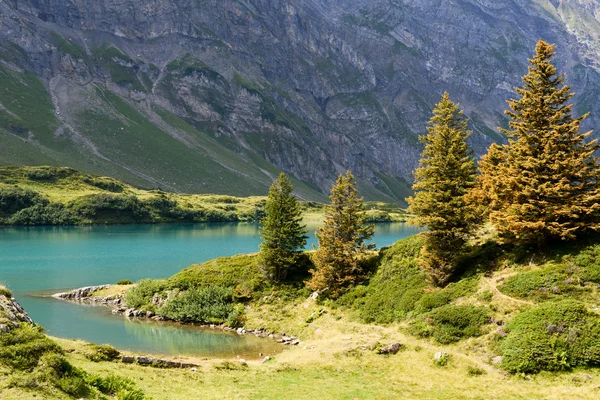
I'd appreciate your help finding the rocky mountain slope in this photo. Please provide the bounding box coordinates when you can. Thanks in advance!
[1,0,600,202]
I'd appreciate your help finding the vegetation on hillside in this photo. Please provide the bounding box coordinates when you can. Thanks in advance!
[0,166,404,226]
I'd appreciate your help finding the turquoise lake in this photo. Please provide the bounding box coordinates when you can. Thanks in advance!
[0,222,420,358]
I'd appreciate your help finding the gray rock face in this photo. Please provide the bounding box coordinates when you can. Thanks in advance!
[1,1,600,201]
[0,293,34,333]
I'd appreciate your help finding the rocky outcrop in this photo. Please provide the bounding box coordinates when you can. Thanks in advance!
[2,1,600,202]
[53,285,125,307]
[0,293,34,333]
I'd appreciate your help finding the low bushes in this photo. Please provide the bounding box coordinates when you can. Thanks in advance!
[0,187,48,217]
[159,286,236,324]
[410,305,491,344]
[8,203,80,225]
[499,300,600,373]
[125,279,169,311]
[71,194,153,224]
[82,344,120,362]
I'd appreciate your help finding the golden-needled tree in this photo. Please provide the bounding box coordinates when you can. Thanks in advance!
[486,40,600,243]
[308,171,374,297]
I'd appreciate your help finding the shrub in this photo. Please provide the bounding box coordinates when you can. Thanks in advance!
[0,187,48,217]
[498,265,586,301]
[414,276,480,313]
[159,286,235,324]
[117,279,132,285]
[125,279,169,311]
[83,344,120,362]
[9,203,79,225]
[25,168,57,182]
[499,300,600,373]
[410,305,491,344]
[70,194,153,224]
[82,176,124,192]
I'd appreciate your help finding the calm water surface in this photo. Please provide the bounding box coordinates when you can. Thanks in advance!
[0,222,419,357]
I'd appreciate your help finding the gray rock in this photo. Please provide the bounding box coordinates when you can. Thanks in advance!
[491,356,503,365]
[377,343,403,355]
[121,356,135,364]
[136,356,155,365]
[434,352,447,361]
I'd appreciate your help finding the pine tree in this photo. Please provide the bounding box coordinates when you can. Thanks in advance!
[407,92,477,286]
[260,173,307,282]
[487,40,600,243]
[308,171,375,297]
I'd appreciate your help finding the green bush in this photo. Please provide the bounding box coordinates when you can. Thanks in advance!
[70,194,153,224]
[83,344,120,362]
[125,279,169,311]
[25,168,57,182]
[0,187,48,217]
[498,265,586,301]
[117,279,133,285]
[499,300,600,373]
[414,277,480,313]
[82,176,124,192]
[410,305,491,344]
[9,203,79,225]
[571,245,600,283]
[159,286,235,324]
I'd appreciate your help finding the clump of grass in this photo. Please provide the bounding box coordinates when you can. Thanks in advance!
[213,361,249,371]
[117,279,133,285]
[467,366,486,376]
[82,344,120,362]
[0,285,12,297]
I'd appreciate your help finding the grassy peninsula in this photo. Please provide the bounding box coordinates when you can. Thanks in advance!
[0,166,405,225]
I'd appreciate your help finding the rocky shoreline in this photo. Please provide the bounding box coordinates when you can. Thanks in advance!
[52,285,302,346]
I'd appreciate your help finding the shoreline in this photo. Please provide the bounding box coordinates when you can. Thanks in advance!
[51,284,302,346]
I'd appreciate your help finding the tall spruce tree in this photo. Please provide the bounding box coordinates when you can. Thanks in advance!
[308,171,374,297]
[486,40,600,243]
[408,92,477,286]
[260,173,307,282]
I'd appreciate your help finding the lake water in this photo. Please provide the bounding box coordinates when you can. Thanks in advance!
[0,222,420,358]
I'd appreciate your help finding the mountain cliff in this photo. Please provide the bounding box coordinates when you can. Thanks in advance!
[1,0,600,202]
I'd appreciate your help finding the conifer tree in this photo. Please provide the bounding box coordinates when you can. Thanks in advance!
[486,40,600,243]
[260,173,307,282]
[308,171,374,297]
[408,92,477,286]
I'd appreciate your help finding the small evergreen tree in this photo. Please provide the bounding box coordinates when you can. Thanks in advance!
[408,92,477,286]
[486,40,600,243]
[260,173,307,282]
[308,171,374,297]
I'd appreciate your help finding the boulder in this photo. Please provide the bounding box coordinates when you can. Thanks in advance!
[377,343,403,355]
[121,356,135,364]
